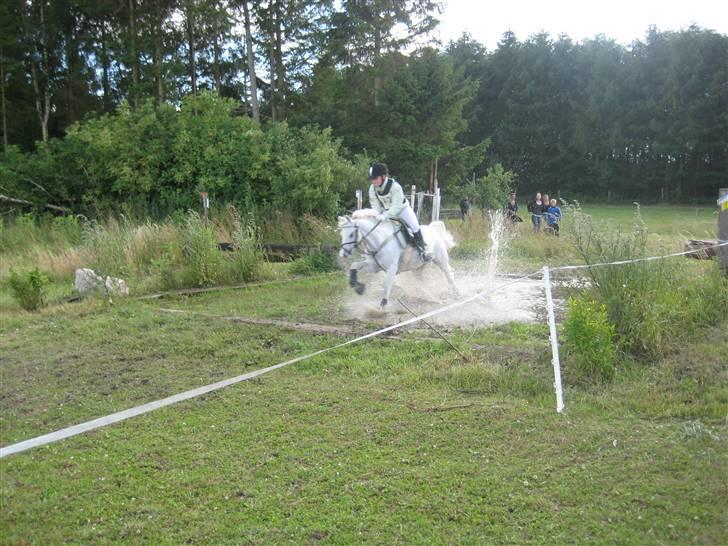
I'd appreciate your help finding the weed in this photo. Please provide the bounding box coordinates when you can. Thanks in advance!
[8,268,49,311]
[563,294,616,381]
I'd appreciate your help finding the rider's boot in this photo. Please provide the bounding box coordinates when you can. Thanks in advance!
[413,230,432,262]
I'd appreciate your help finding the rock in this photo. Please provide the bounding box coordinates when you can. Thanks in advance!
[74,268,129,297]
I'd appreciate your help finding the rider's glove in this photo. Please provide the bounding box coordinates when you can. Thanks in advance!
[377,213,388,222]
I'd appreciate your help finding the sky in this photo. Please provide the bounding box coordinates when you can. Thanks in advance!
[435,0,728,49]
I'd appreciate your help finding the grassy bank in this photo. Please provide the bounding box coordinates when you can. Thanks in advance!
[1,280,726,543]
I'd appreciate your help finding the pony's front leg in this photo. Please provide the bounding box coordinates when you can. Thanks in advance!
[349,259,376,295]
[380,262,399,308]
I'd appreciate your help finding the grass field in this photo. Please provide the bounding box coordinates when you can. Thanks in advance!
[1,205,727,543]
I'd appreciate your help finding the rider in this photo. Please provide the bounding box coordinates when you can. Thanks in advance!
[368,163,432,262]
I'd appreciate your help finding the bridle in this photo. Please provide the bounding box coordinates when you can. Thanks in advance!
[340,218,404,271]
[339,219,381,258]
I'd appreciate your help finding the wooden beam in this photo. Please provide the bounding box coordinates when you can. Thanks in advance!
[0,193,71,213]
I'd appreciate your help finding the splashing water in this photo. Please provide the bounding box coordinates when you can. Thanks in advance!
[485,209,506,287]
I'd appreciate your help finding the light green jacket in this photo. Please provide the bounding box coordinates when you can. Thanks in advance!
[369,178,409,218]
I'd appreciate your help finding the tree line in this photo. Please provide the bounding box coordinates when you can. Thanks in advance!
[1,1,726,216]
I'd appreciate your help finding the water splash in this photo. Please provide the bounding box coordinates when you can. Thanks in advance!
[485,209,506,287]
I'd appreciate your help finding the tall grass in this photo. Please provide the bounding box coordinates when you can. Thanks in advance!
[568,205,728,363]
[1,207,271,294]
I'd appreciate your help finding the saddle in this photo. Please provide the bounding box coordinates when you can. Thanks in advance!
[388,218,416,248]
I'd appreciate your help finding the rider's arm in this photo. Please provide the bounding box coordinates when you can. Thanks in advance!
[369,185,383,213]
[384,183,406,218]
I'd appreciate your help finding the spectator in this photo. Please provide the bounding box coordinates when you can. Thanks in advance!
[459,196,471,220]
[505,192,522,223]
[545,198,562,236]
[527,192,546,231]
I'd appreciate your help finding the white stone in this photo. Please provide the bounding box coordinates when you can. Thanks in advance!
[74,268,128,297]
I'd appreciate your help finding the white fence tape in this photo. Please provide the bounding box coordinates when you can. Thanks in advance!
[550,241,728,272]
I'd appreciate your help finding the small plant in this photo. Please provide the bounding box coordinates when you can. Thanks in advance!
[8,268,50,311]
[563,294,617,381]
[290,251,339,276]
[227,210,265,283]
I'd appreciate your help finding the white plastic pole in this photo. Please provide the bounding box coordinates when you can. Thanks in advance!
[543,266,565,413]
[410,185,416,209]
[355,189,362,210]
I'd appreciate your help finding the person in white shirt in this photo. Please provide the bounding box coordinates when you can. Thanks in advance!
[368,163,431,262]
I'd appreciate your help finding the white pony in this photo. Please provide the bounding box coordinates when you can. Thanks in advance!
[338,209,458,308]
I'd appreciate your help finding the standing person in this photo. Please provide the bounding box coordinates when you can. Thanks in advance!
[545,198,562,236]
[459,196,471,221]
[505,192,522,223]
[527,192,546,232]
[368,163,432,262]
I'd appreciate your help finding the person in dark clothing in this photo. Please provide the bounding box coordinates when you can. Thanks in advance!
[459,197,471,220]
[505,192,522,223]
[527,192,546,231]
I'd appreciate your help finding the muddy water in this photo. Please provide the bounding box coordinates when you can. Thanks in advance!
[342,269,543,327]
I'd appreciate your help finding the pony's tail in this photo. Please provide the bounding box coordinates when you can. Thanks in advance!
[429,221,456,250]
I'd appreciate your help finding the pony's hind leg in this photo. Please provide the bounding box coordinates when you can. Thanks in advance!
[434,251,459,298]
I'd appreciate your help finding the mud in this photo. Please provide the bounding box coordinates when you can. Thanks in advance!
[342,268,545,327]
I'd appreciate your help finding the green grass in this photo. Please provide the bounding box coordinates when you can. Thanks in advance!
[1,205,727,543]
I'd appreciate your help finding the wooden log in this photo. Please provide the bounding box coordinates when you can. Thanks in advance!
[216,242,338,262]
[0,193,71,213]
[684,239,718,260]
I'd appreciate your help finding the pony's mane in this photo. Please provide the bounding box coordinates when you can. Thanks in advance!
[352,208,378,220]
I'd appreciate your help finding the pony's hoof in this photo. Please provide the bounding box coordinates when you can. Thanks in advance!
[380,298,388,308]
[354,282,366,295]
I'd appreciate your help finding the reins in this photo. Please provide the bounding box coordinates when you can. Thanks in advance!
[340,219,404,271]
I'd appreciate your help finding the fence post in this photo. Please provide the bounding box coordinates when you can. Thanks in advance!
[432,187,441,222]
[410,185,416,209]
[199,192,209,221]
[719,188,728,274]
[355,189,363,210]
[543,266,565,413]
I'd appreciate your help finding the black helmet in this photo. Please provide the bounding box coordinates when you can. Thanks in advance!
[368,163,388,180]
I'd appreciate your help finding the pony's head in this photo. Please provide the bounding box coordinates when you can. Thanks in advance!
[338,215,357,258]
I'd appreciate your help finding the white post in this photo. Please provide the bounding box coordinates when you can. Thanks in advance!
[355,189,363,210]
[410,185,416,209]
[543,266,565,413]
[432,187,441,222]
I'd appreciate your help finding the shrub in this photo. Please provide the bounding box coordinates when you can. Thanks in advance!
[563,294,617,381]
[569,204,728,361]
[8,268,49,311]
[290,252,339,276]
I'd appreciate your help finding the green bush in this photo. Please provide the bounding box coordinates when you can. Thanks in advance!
[570,204,728,361]
[563,294,616,381]
[290,252,339,276]
[0,94,359,218]
[8,268,49,311]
